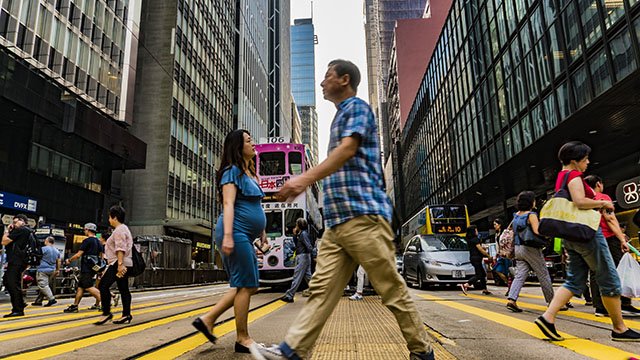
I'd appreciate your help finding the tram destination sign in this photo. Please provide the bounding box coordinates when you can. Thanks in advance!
[616,176,640,209]
[0,191,38,213]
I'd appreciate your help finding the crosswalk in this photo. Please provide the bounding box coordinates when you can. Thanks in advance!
[0,284,638,359]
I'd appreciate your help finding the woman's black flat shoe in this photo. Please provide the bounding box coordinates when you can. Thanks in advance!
[94,313,113,325]
[192,317,217,344]
[235,342,251,353]
[113,315,133,324]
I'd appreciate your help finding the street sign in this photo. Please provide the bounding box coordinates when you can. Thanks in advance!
[0,191,38,213]
[616,176,640,209]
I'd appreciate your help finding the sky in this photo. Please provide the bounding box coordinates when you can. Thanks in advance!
[290,0,369,162]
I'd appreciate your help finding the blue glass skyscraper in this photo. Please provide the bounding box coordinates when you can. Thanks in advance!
[291,18,318,164]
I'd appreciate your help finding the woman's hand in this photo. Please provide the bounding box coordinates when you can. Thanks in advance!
[116,263,127,278]
[222,234,234,256]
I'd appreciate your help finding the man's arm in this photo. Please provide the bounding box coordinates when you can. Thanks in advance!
[1,232,12,246]
[603,212,629,251]
[67,250,84,263]
[278,136,360,199]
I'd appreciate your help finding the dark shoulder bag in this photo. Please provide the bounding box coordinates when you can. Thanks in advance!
[519,212,548,248]
[129,243,146,277]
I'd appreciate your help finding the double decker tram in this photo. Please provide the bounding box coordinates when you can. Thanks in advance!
[255,138,323,286]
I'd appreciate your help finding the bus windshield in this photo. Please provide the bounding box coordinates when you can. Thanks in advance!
[259,152,285,176]
[429,206,466,221]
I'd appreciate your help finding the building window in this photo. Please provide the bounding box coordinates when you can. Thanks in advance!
[578,0,602,48]
[609,28,636,81]
[556,81,571,121]
[601,0,625,29]
[589,49,612,96]
[571,65,592,110]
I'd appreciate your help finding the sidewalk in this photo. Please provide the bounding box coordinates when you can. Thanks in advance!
[310,296,456,360]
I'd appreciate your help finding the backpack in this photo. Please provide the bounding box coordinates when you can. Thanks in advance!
[23,231,44,267]
[498,221,515,259]
[129,243,146,277]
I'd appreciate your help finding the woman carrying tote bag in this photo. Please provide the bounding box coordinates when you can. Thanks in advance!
[534,141,640,342]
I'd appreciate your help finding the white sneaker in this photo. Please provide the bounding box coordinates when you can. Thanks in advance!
[250,343,287,360]
[349,293,363,301]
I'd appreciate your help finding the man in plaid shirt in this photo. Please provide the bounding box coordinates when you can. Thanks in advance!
[251,59,433,360]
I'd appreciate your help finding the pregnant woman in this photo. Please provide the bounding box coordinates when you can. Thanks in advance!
[191,129,268,353]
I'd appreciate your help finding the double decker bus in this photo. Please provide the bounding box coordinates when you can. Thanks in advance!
[255,138,323,285]
[401,204,470,248]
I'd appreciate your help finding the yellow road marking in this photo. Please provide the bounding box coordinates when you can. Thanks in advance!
[137,300,288,360]
[419,294,639,360]
[0,300,202,343]
[0,302,164,331]
[0,304,75,319]
[517,293,587,305]
[464,293,640,330]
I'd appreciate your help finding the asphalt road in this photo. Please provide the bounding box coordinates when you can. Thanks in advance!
[0,282,638,359]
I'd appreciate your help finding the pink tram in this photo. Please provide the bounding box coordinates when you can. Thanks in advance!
[254,138,322,286]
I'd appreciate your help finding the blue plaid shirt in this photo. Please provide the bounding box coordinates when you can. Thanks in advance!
[322,96,393,228]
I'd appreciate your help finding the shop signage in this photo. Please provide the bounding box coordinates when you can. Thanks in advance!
[196,242,212,249]
[0,191,37,213]
[616,176,640,209]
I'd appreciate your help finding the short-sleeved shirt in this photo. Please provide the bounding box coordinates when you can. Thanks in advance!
[216,165,266,239]
[79,236,102,273]
[105,224,133,267]
[6,226,31,265]
[322,96,392,228]
[38,246,61,273]
[594,192,615,238]
[555,170,595,199]
[467,236,483,259]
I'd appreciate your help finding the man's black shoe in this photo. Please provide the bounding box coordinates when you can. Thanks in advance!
[611,328,640,342]
[63,304,79,313]
[3,312,24,318]
[594,308,609,317]
[410,350,435,360]
[534,316,563,341]
[621,305,640,317]
[280,296,294,303]
[44,299,57,307]
[31,302,43,306]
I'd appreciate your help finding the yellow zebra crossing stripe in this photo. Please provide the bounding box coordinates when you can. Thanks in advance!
[418,294,639,360]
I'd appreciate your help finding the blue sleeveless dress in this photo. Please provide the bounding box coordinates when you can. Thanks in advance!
[215,165,266,287]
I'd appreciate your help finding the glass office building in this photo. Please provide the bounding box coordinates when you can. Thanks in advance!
[236,0,269,139]
[402,0,640,223]
[0,0,146,232]
[291,18,318,164]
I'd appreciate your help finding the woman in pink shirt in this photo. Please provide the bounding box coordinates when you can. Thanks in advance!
[95,205,133,325]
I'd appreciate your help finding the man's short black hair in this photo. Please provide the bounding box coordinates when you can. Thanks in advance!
[558,141,591,165]
[109,205,126,223]
[328,59,361,92]
[13,214,28,223]
[584,175,603,189]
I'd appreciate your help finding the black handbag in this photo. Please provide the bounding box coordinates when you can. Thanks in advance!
[129,244,146,277]
[518,225,548,248]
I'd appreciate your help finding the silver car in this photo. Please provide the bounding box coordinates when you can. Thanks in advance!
[402,234,475,289]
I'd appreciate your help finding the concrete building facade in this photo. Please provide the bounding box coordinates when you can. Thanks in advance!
[122,0,236,260]
[267,0,292,139]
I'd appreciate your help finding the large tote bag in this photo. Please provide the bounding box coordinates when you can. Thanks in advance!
[538,171,601,242]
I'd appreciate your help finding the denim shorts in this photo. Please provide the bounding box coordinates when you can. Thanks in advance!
[562,228,621,297]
